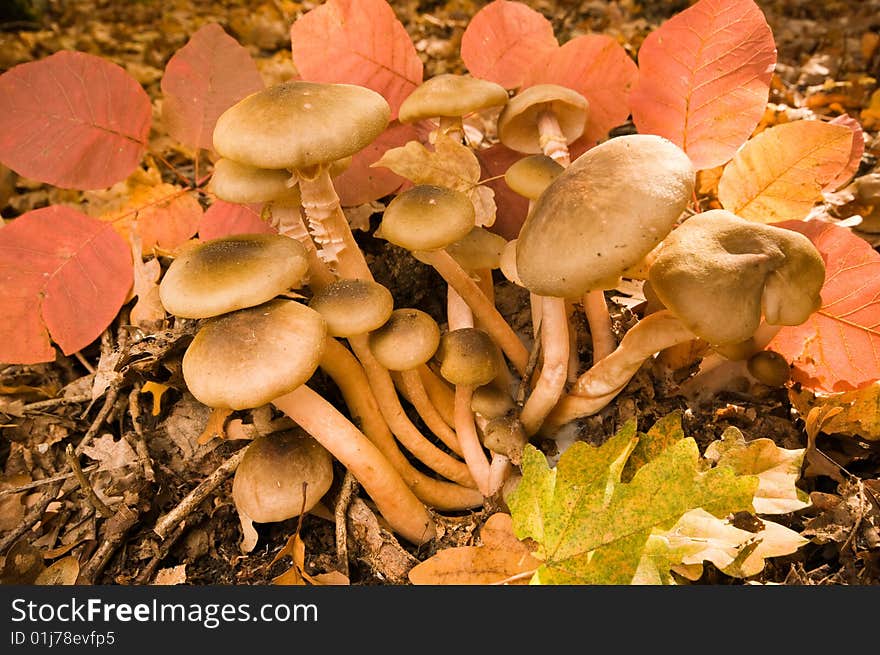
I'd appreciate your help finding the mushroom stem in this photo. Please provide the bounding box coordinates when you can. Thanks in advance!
[454,384,493,496]
[347,334,476,488]
[536,109,570,167]
[265,202,336,291]
[319,338,481,510]
[414,248,530,375]
[437,116,465,143]
[398,368,463,456]
[583,289,616,363]
[271,384,437,545]
[518,295,570,436]
[296,165,372,281]
[542,310,696,434]
[416,363,456,427]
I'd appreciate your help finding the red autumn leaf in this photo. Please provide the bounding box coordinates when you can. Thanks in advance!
[460,0,558,90]
[477,143,529,241]
[522,34,639,146]
[337,122,420,206]
[199,201,275,240]
[161,23,265,153]
[827,114,865,191]
[629,0,776,170]
[0,50,151,190]
[0,206,133,364]
[290,0,423,120]
[769,220,880,393]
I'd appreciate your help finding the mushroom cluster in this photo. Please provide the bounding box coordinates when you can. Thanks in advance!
[155,76,826,552]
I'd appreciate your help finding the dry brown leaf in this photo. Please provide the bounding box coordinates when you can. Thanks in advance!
[790,384,880,442]
[153,564,187,585]
[408,513,540,585]
[34,556,80,585]
[129,232,165,331]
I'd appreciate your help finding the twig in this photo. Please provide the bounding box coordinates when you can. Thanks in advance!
[134,522,187,585]
[64,443,113,519]
[74,387,119,456]
[77,505,139,584]
[0,480,63,554]
[334,471,359,578]
[516,319,543,408]
[22,394,92,413]
[0,464,99,497]
[73,351,96,374]
[152,447,247,540]
[127,385,155,482]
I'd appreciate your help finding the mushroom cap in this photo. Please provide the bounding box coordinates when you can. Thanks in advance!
[498,239,524,286]
[398,74,509,124]
[232,429,334,524]
[183,299,328,410]
[504,154,564,200]
[516,134,695,298]
[308,278,394,338]
[436,327,499,387]
[481,415,527,464]
[497,84,589,154]
[208,158,301,205]
[376,184,475,252]
[159,234,310,319]
[213,81,390,170]
[648,209,826,346]
[368,308,441,371]
[747,350,791,387]
[470,384,515,419]
[440,227,508,271]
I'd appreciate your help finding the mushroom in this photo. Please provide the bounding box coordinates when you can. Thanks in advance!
[182,298,436,545]
[514,134,696,436]
[398,73,509,143]
[377,184,530,375]
[543,209,826,433]
[497,84,589,167]
[212,81,390,280]
[435,327,505,497]
[503,154,565,206]
[309,283,473,487]
[368,308,463,457]
[158,233,309,319]
[232,428,334,553]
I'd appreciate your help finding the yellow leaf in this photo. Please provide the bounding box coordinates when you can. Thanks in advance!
[197,407,233,444]
[718,120,854,223]
[789,383,880,442]
[141,381,171,417]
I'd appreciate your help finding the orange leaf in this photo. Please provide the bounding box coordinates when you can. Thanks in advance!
[198,201,274,240]
[290,0,422,121]
[630,0,776,170]
[0,51,151,190]
[408,513,539,585]
[460,0,558,91]
[161,23,265,153]
[335,122,418,206]
[524,34,639,145]
[717,120,854,223]
[0,206,132,364]
[769,220,880,393]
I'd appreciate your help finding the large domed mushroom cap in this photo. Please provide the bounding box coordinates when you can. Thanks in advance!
[213,81,390,170]
[516,134,696,298]
[648,209,825,346]
[182,299,328,410]
[377,184,475,252]
[159,234,309,319]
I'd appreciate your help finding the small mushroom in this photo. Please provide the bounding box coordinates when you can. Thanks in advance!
[213,81,390,279]
[182,298,436,545]
[377,184,530,374]
[398,73,509,142]
[435,327,504,497]
[503,154,565,205]
[497,84,589,167]
[208,158,301,206]
[158,233,309,319]
[232,429,334,553]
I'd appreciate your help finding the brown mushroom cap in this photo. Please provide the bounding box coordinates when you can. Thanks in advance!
[308,278,394,338]
[516,134,696,298]
[481,415,527,464]
[368,308,441,371]
[159,234,310,319]
[504,154,564,201]
[440,227,509,271]
[398,74,509,124]
[436,327,499,387]
[183,299,328,410]
[232,429,333,524]
[497,84,589,154]
[208,158,302,205]
[470,384,515,419]
[648,209,826,346]
[376,184,475,252]
[747,350,791,387]
[213,81,390,170]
